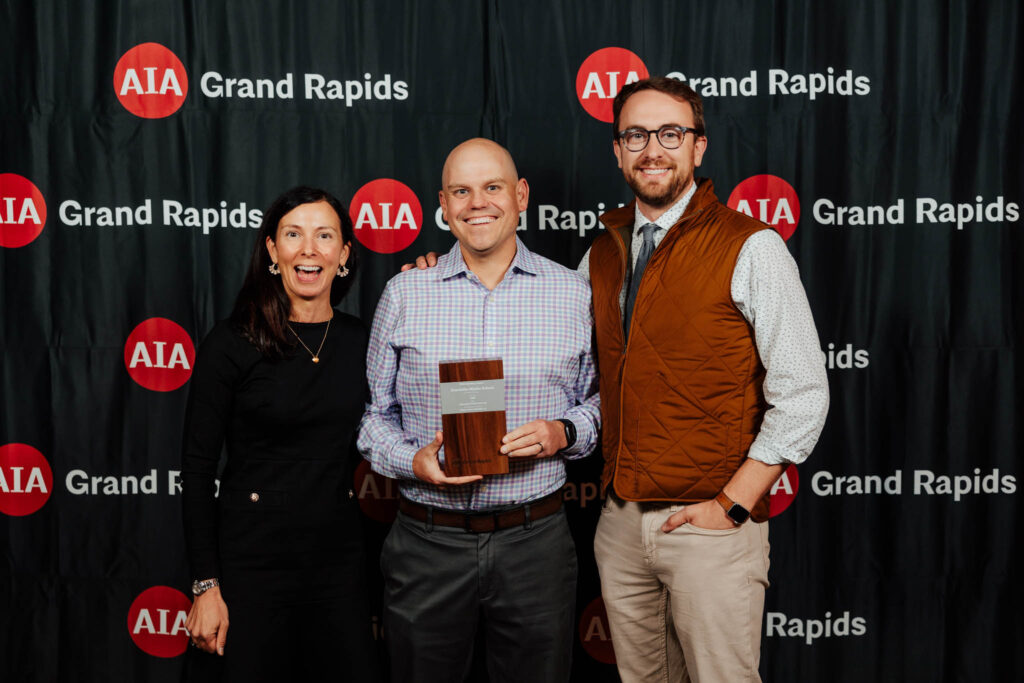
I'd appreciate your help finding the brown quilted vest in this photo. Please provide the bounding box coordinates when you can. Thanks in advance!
[591,178,772,521]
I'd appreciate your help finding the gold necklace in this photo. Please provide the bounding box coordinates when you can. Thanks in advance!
[287,316,331,364]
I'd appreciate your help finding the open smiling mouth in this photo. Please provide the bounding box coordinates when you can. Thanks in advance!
[295,265,323,283]
[464,216,497,225]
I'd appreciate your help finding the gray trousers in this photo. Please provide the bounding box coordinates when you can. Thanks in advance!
[380,507,578,683]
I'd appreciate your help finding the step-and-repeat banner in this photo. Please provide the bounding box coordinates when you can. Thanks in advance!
[2,1,1020,681]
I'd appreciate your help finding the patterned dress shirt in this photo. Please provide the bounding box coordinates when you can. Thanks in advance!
[359,237,600,510]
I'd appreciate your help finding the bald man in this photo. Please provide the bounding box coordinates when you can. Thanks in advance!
[358,138,600,682]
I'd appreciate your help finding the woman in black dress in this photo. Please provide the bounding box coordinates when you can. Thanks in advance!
[181,186,379,681]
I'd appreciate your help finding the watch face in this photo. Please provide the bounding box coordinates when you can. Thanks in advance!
[727,504,750,524]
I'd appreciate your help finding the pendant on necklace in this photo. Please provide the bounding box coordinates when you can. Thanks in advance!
[312,357,320,364]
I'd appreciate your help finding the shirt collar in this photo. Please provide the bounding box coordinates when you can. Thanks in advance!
[633,181,697,236]
[436,236,539,281]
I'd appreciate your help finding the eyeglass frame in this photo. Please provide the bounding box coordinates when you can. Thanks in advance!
[615,125,703,152]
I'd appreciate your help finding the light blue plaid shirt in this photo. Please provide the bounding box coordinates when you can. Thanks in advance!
[358,238,600,511]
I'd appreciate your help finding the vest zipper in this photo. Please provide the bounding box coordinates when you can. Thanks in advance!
[605,198,714,499]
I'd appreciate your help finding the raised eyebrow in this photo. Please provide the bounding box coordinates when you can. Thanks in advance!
[623,123,687,131]
[446,178,508,191]
[279,224,337,231]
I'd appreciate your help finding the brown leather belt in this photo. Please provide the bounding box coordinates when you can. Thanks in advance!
[398,490,563,533]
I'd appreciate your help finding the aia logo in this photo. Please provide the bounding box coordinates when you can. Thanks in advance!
[349,178,423,254]
[0,443,53,516]
[354,459,399,523]
[127,586,192,657]
[124,318,195,392]
[576,47,649,122]
[769,463,800,517]
[0,173,47,248]
[579,596,616,664]
[727,174,801,241]
[114,43,188,118]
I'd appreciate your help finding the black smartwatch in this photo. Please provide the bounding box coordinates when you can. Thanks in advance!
[557,419,577,450]
[715,491,751,525]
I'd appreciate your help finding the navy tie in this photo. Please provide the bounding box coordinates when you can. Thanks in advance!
[624,223,658,341]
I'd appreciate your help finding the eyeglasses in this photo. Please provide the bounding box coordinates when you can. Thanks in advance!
[616,125,700,152]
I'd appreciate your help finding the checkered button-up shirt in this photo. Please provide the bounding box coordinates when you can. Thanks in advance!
[358,238,600,511]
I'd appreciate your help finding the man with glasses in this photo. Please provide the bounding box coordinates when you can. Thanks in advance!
[581,77,829,681]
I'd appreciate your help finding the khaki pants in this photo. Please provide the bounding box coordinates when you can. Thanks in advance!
[594,497,770,683]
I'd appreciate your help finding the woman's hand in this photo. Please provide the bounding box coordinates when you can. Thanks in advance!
[185,586,229,655]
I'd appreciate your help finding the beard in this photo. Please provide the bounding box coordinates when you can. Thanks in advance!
[623,164,690,209]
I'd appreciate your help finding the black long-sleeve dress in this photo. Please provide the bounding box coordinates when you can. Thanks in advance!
[181,312,379,682]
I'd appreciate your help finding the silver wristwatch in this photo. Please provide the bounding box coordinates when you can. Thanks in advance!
[191,578,220,595]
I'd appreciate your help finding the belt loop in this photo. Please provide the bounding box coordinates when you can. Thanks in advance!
[425,507,434,533]
[523,502,533,530]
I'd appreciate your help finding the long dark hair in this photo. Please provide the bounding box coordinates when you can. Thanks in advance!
[230,186,359,358]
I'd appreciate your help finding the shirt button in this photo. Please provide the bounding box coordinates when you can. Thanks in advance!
[249,492,259,503]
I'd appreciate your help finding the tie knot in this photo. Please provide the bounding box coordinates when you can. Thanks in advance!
[639,223,658,242]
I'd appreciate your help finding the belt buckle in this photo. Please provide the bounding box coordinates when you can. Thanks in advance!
[465,513,497,533]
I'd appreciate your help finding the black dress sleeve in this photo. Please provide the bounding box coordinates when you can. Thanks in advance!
[180,322,246,580]
[349,317,372,477]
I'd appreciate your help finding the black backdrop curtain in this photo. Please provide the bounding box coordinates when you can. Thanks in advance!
[1,1,1021,681]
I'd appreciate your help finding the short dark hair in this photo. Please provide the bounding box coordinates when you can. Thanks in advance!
[230,186,358,358]
[612,76,706,139]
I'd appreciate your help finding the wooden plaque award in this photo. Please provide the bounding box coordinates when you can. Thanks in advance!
[438,358,508,476]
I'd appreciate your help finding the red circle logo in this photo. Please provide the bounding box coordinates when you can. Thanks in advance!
[124,318,196,392]
[114,43,188,118]
[0,173,47,248]
[576,48,649,123]
[354,459,399,523]
[769,463,800,517]
[727,174,801,241]
[127,586,193,658]
[0,443,53,516]
[579,596,616,664]
[349,179,423,254]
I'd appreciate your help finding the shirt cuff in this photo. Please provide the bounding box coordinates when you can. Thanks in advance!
[747,437,807,466]
[385,441,420,481]
[558,414,590,460]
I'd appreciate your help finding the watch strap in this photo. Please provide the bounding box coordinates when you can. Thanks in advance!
[557,418,577,449]
[715,491,750,525]
[192,578,220,595]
